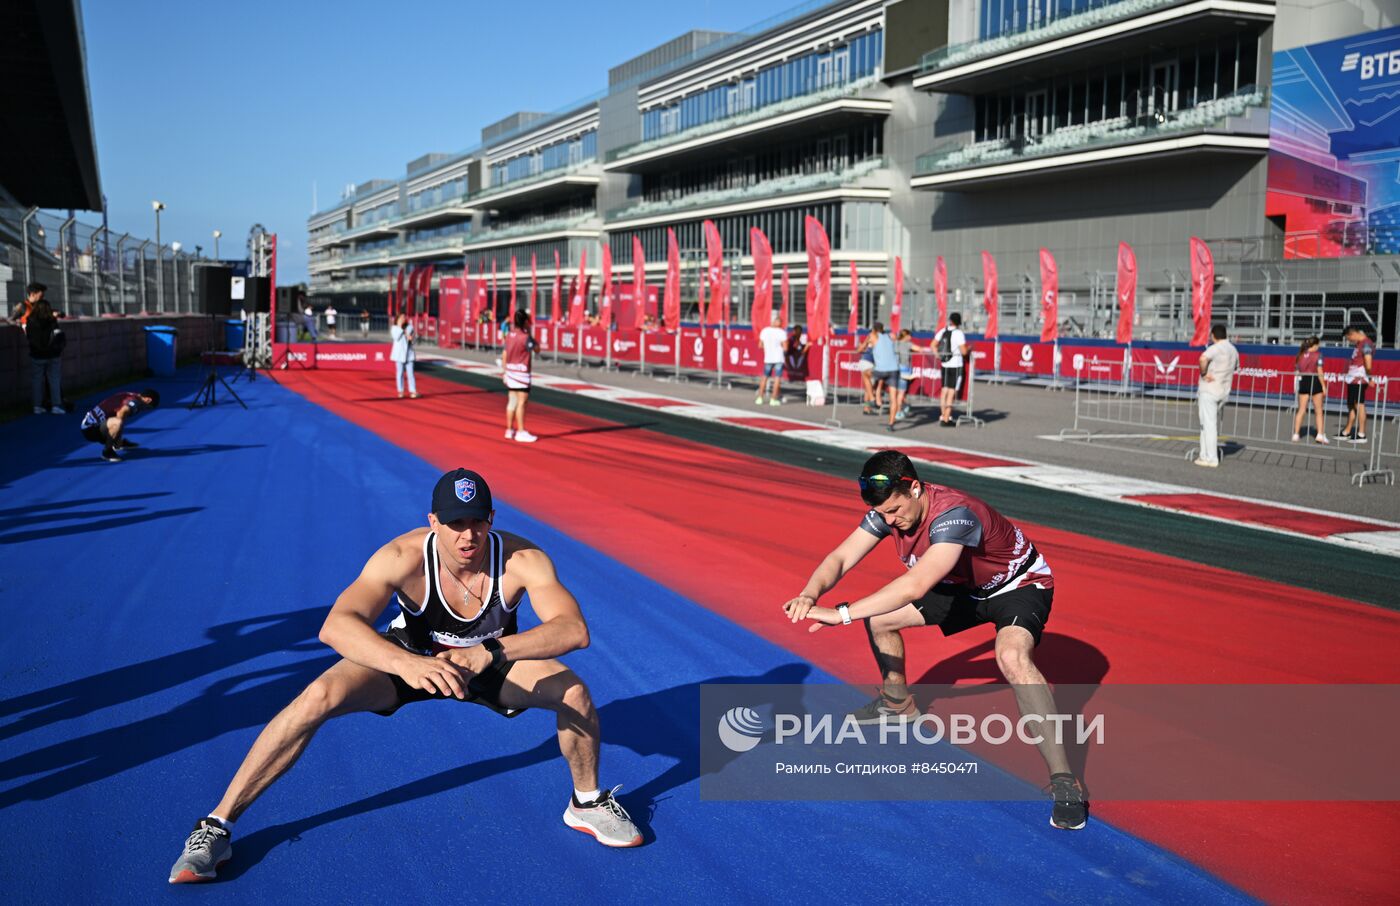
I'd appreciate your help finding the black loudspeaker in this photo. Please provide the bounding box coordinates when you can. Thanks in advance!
[242,277,271,313]
[199,266,234,316]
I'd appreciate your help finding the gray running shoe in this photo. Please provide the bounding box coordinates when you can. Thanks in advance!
[563,786,642,847]
[169,818,232,883]
[849,692,918,725]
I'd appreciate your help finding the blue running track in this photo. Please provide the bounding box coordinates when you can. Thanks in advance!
[0,368,1250,904]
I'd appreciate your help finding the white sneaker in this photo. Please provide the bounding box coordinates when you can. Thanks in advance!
[1291,433,1300,442]
[49,407,65,415]
[563,787,642,847]
[754,396,764,405]
[1355,434,1368,444]
[504,429,515,440]
[1194,459,1219,468]
[515,431,538,444]
[33,406,44,415]
[1315,435,1330,445]
[769,398,781,406]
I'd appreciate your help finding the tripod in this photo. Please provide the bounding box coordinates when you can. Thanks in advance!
[190,315,248,409]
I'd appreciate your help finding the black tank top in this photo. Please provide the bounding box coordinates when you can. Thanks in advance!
[385,530,518,653]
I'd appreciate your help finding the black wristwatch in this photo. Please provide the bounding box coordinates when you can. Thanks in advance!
[481,637,507,668]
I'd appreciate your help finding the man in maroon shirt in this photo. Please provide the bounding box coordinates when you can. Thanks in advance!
[79,389,160,463]
[783,449,1086,830]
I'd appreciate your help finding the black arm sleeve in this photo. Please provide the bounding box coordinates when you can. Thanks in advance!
[928,506,982,548]
[858,510,893,540]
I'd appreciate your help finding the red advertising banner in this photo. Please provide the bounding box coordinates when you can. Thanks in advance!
[934,256,947,332]
[891,256,904,335]
[1038,247,1058,343]
[600,244,614,328]
[551,250,563,324]
[751,227,773,339]
[1116,241,1137,345]
[1059,343,1126,381]
[679,328,717,371]
[570,250,587,327]
[277,343,391,370]
[848,259,859,335]
[804,215,831,342]
[780,265,790,329]
[664,228,681,331]
[632,236,646,329]
[703,219,723,321]
[437,277,465,348]
[1189,236,1215,347]
[981,250,1000,340]
[645,330,677,362]
[993,338,1056,376]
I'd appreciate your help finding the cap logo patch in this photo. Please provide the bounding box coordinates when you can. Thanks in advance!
[454,478,476,503]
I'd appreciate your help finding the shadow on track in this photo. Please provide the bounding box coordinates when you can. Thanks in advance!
[221,662,812,877]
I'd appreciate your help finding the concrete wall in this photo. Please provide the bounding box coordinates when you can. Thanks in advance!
[2,314,220,411]
[1272,0,1399,51]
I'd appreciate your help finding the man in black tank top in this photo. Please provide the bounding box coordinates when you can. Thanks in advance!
[168,469,642,883]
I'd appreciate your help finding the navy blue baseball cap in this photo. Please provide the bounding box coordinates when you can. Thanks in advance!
[431,468,493,523]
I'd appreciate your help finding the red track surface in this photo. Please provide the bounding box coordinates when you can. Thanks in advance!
[279,369,1400,904]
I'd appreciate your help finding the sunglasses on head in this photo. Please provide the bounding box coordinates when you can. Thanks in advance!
[858,474,915,492]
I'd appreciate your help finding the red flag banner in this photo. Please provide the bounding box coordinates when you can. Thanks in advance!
[847,259,859,335]
[703,219,723,314]
[780,265,790,329]
[1038,247,1058,343]
[891,256,904,335]
[394,266,405,319]
[551,250,563,324]
[980,250,999,340]
[1115,241,1137,345]
[600,243,614,328]
[423,265,436,319]
[750,227,773,340]
[570,250,587,327]
[489,259,498,321]
[632,235,646,329]
[719,267,731,326]
[934,256,948,332]
[664,228,680,332]
[804,215,831,342]
[1189,236,1215,346]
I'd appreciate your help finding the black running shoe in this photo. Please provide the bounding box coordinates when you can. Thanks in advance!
[101,447,122,463]
[115,438,140,449]
[1046,773,1088,830]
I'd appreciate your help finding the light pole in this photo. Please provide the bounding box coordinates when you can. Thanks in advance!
[153,200,166,312]
[172,241,182,313]
[213,229,221,261]
[57,215,76,316]
[21,207,39,286]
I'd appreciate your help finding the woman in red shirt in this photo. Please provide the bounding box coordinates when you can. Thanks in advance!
[1291,335,1328,444]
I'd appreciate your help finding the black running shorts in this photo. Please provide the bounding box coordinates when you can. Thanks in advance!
[1346,382,1368,407]
[1296,375,1323,396]
[941,366,965,393]
[373,632,524,717]
[911,583,1052,645]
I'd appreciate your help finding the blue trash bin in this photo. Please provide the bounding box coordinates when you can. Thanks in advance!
[225,319,246,351]
[143,325,178,376]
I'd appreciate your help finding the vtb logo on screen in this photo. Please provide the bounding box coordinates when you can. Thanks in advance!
[1341,46,1400,81]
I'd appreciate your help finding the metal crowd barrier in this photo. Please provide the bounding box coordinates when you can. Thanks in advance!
[1060,362,1394,484]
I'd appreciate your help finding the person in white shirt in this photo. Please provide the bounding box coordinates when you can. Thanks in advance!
[390,313,418,399]
[1195,324,1239,468]
[932,313,969,427]
[756,315,789,406]
[324,305,338,339]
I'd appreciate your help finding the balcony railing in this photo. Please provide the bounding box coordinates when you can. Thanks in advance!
[919,0,1184,75]
[394,190,475,225]
[915,89,1266,176]
[605,158,888,222]
[461,214,596,248]
[475,160,599,203]
[607,74,883,163]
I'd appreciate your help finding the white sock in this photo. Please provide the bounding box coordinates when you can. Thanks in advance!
[574,788,600,805]
[207,813,234,831]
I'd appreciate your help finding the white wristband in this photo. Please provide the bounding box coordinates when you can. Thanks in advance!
[837,604,852,625]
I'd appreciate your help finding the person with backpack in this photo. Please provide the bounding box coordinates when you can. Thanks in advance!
[933,313,969,427]
[26,297,66,415]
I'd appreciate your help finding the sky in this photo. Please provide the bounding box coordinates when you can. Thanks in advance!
[79,0,799,282]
